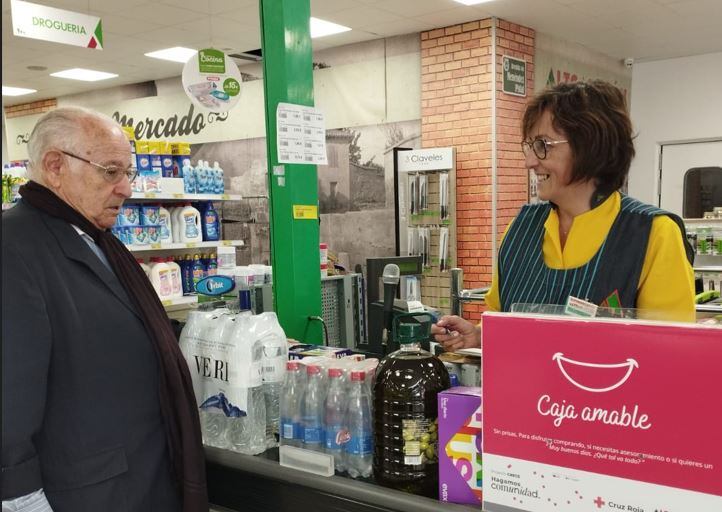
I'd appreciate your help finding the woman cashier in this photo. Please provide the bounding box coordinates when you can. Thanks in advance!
[433,80,695,352]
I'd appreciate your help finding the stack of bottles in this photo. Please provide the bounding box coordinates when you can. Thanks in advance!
[111,201,220,245]
[179,309,288,455]
[136,252,218,296]
[280,355,379,478]
[124,136,226,195]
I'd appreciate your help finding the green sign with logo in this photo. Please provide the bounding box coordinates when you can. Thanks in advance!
[11,0,103,49]
[223,78,240,97]
[502,55,526,97]
[198,49,226,74]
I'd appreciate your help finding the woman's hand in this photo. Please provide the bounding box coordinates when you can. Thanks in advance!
[431,315,481,352]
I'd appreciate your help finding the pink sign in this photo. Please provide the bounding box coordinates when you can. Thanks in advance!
[482,313,722,512]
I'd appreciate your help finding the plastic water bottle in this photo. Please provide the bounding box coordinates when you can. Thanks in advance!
[280,361,305,448]
[224,313,267,455]
[301,364,325,453]
[345,370,373,478]
[324,368,348,472]
[261,331,289,447]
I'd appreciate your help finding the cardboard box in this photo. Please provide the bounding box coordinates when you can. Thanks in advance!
[438,386,482,506]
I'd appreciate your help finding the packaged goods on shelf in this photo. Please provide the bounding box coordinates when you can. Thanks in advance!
[288,345,353,360]
[438,387,482,506]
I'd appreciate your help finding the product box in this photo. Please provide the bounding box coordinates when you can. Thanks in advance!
[288,345,353,360]
[438,386,482,506]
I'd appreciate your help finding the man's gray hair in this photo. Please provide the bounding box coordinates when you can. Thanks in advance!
[26,106,121,182]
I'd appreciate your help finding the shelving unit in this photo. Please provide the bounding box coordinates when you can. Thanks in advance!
[127,240,244,252]
[130,192,242,201]
[160,295,198,308]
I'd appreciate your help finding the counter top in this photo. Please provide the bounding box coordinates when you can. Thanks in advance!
[205,446,479,512]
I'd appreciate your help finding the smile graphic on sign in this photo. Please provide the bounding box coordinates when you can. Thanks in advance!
[552,353,638,393]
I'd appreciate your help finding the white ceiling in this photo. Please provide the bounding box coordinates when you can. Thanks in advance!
[3,0,722,106]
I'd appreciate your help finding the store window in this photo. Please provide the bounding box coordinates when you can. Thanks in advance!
[683,167,722,218]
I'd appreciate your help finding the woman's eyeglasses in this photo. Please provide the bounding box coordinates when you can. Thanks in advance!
[521,138,568,160]
[61,150,138,184]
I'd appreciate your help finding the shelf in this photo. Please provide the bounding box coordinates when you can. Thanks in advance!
[127,240,244,252]
[130,192,242,201]
[695,266,722,272]
[696,303,722,313]
[683,218,722,224]
[160,295,198,308]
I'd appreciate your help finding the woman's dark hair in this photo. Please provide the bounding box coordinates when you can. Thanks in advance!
[522,80,635,196]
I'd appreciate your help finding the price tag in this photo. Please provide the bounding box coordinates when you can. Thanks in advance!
[221,240,232,246]
[186,243,197,248]
[150,243,161,249]
[222,194,230,200]
[161,300,172,306]
[292,205,318,220]
[172,193,184,199]
[145,192,156,198]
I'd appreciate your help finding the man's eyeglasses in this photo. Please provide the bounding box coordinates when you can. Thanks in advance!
[61,150,138,184]
[521,138,568,160]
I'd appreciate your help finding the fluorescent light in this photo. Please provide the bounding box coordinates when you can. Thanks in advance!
[50,68,118,82]
[2,86,37,96]
[454,0,495,5]
[310,17,351,38]
[145,46,197,63]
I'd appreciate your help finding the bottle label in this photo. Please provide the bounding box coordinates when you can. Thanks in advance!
[281,421,296,440]
[325,426,350,450]
[345,432,372,455]
[205,213,218,238]
[303,426,323,444]
[402,418,438,466]
[158,269,171,296]
[170,269,182,294]
[184,213,199,238]
[262,345,287,383]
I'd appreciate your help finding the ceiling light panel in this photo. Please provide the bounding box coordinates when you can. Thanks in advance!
[453,0,496,5]
[310,17,351,38]
[2,86,38,96]
[50,68,118,81]
[144,47,197,63]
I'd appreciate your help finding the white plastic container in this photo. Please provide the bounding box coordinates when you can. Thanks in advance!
[217,245,236,269]
[178,203,202,243]
[158,205,172,245]
[166,257,183,298]
[149,257,172,299]
[171,206,182,243]
[136,258,151,279]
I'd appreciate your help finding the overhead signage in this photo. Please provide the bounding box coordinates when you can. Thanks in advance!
[182,48,243,113]
[398,148,454,173]
[276,103,328,165]
[11,0,103,49]
[502,55,526,97]
[482,313,722,512]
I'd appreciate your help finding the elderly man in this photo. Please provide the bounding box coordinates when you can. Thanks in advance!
[2,107,207,511]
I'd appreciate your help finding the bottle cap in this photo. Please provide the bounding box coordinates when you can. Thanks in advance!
[328,368,342,378]
[350,370,366,381]
[306,364,321,375]
[396,320,424,344]
[287,361,300,371]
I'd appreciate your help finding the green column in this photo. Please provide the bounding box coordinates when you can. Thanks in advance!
[259,0,322,343]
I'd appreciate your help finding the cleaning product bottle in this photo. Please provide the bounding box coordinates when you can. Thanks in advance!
[181,253,194,294]
[183,159,196,193]
[171,205,182,243]
[212,161,224,194]
[166,256,183,298]
[207,253,218,276]
[150,257,172,299]
[202,201,220,241]
[158,204,172,245]
[136,258,151,279]
[191,254,205,290]
[179,203,202,243]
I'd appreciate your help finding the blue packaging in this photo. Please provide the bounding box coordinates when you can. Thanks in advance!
[160,142,174,178]
[140,205,160,225]
[183,162,196,193]
[201,201,220,241]
[196,162,211,194]
[133,226,149,245]
[118,204,140,226]
[123,226,136,245]
[146,225,160,245]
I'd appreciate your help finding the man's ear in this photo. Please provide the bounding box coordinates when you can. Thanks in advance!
[42,150,65,188]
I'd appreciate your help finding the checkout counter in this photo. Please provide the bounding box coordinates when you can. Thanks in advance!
[206,447,477,512]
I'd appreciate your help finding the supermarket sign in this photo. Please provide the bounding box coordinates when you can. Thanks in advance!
[482,313,722,512]
[11,0,103,49]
